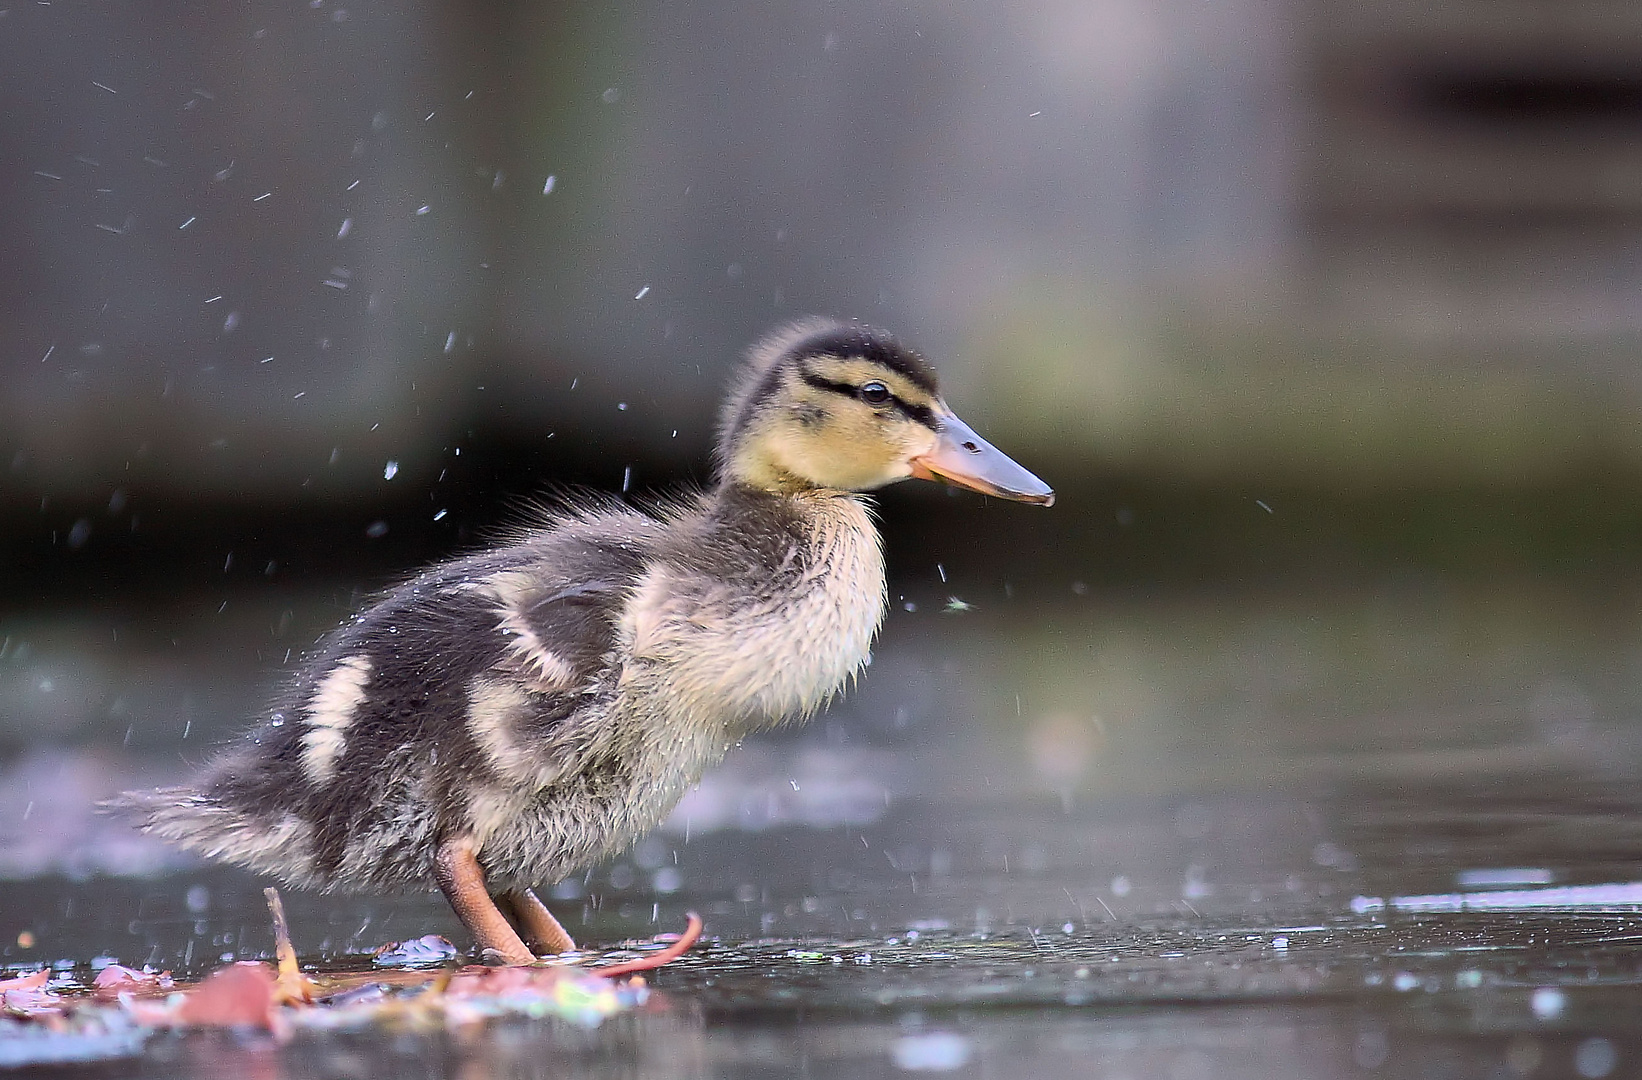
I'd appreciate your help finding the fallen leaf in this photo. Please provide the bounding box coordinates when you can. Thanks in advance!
[0,970,49,993]
[172,963,278,1030]
[0,969,62,1017]
[90,966,170,1000]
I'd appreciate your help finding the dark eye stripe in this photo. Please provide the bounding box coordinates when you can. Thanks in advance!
[799,372,856,398]
[799,372,938,429]
[895,398,937,427]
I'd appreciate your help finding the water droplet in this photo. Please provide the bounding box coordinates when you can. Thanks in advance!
[891,1033,971,1072]
[1532,986,1565,1020]
[1576,1037,1617,1078]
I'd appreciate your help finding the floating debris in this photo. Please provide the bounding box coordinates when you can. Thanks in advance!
[374,935,459,968]
[89,965,170,1001]
[0,968,63,1017]
[153,962,281,1031]
[0,889,701,1064]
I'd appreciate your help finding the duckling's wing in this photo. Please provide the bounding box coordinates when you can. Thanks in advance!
[127,512,670,892]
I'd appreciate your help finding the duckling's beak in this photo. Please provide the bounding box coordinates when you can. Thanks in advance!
[909,410,1055,506]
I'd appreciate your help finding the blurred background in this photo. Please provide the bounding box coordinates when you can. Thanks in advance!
[9,0,1642,582]
[5,0,1642,1011]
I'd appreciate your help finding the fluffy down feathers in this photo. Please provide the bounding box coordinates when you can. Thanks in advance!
[126,486,884,894]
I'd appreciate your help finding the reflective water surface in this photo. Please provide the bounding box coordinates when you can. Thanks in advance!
[5,574,1642,1077]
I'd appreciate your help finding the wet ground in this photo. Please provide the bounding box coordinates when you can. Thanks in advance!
[5,572,1642,1076]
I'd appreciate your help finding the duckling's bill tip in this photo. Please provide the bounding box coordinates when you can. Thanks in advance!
[1009,482,1054,507]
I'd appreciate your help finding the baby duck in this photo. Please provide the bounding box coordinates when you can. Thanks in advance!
[126,319,1053,964]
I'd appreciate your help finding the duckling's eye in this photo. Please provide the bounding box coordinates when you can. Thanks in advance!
[858,381,891,406]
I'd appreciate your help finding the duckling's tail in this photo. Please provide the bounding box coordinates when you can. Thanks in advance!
[102,786,235,850]
[101,786,206,827]
[104,788,321,888]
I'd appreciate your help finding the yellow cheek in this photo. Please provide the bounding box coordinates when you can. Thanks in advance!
[907,426,939,460]
[807,427,925,487]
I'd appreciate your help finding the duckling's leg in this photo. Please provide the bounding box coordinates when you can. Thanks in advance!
[432,836,535,965]
[498,889,577,954]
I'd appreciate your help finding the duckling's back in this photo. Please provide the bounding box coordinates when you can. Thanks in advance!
[128,502,668,892]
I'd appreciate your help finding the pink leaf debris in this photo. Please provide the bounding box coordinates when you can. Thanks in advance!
[91,965,169,1000]
[172,963,278,1030]
[0,968,63,1017]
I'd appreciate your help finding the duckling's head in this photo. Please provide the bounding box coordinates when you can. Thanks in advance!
[718,319,1053,505]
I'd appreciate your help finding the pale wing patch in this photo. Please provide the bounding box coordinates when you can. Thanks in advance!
[467,676,562,788]
[483,569,535,609]
[497,609,577,690]
[619,566,674,662]
[301,655,372,784]
[485,570,578,691]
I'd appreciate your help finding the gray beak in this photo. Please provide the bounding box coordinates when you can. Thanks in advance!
[908,410,1055,506]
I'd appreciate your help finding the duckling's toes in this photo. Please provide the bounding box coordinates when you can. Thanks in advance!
[500,888,577,955]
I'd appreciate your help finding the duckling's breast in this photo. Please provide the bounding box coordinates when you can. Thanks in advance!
[474,494,886,887]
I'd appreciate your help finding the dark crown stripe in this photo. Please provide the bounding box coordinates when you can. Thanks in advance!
[791,327,939,395]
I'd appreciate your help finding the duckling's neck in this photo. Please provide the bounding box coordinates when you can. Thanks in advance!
[713,478,860,518]
[702,480,878,583]
[637,480,887,728]
[720,454,816,496]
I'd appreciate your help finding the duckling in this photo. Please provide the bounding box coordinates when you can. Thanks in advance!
[123,318,1053,965]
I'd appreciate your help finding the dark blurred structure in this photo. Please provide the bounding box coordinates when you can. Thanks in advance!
[3,0,1641,598]
[1306,0,1642,340]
